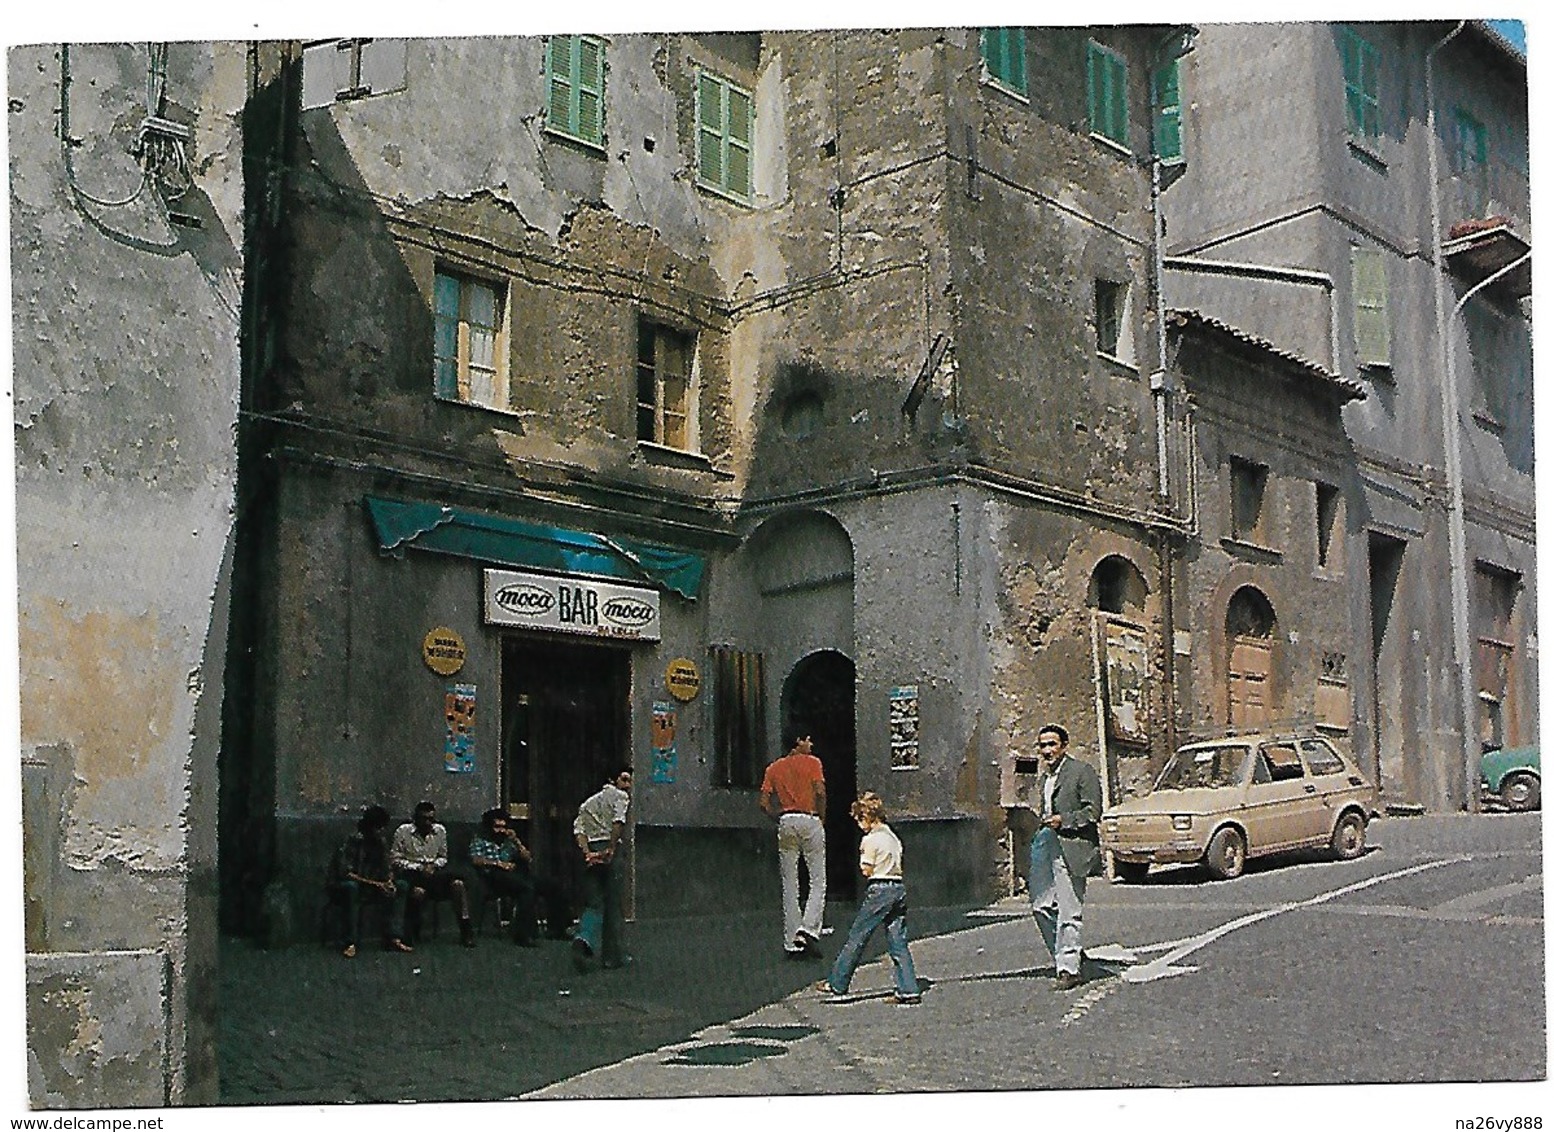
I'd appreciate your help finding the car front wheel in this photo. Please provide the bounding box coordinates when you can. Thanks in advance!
[1501,772,1541,813]
[1329,810,1366,860]
[1203,827,1245,880]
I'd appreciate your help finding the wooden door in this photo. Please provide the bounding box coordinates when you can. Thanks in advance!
[1228,637,1272,729]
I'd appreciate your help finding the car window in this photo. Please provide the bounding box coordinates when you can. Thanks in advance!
[1251,753,1272,784]
[1156,744,1251,790]
[1263,742,1305,782]
[1301,739,1345,776]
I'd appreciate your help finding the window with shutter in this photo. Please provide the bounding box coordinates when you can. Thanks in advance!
[980,28,1027,96]
[1087,40,1130,149]
[433,268,508,410]
[711,646,766,788]
[636,317,699,452]
[1152,59,1182,163]
[544,35,607,149]
[1341,27,1380,142]
[1351,245,1391,370]
[696,70,754,203]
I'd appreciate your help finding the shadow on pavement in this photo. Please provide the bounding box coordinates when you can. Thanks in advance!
[217,901,981,1105]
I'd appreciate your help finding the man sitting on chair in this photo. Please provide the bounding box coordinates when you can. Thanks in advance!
[469,806,572,946]
[391,800,475,947]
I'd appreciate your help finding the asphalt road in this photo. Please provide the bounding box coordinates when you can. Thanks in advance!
[218,812,1544,1111]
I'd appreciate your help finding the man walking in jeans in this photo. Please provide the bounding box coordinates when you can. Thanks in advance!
[761,733,827,959]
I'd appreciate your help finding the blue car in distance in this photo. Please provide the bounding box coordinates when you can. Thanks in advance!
[1480,745,1540,812]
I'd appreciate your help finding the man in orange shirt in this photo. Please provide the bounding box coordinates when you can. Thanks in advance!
[760,733,828,958]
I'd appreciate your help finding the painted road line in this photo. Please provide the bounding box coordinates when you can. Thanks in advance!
[1430,873,1542,915]
[1121,855,1468,984]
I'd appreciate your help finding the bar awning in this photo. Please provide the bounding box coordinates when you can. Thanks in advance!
[365,496,705,600]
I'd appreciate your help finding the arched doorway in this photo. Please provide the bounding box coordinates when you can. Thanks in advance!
[782,650,858,900]
[1226,586,1277,729]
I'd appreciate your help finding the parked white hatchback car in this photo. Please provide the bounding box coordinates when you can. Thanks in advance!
[1101,733,1379,882]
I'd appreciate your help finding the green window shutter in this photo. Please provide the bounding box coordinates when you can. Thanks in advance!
[1009,29,1027,94]
[982,28,1026,94]
[1088,40,1129,147]
[697,73,724,189]
[726,85,753,199]
[545,35,606,146]
[696,72,753,201]
[1342,27,1380,141]
[1352,246,1390,369]
[576,36,605,145]
[1152,60,1182,162]
[546,36,575,136]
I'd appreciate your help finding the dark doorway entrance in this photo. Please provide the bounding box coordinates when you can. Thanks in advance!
[501,637,630,903]
[782,650,858,900]
[1368,533,1407,802]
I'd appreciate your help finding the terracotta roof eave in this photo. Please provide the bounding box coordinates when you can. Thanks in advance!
[1167,309,1366,402]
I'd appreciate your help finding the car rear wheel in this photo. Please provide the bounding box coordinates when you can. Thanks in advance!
[1203,827,1245,880]
[1329,810,1366,860]
[1501,772,1541,813]
[1115,860,1150,884]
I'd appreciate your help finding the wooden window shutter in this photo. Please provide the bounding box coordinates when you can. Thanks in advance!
[697,73,724,188]
[1352,246,1390,368]
[1152,60,1182,162]
[1088,41,1128,147]
[577,37,604,145]
[547,37,574,136]
[726,85,753,199]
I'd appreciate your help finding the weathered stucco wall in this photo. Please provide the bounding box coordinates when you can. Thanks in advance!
[12,40,244,1105]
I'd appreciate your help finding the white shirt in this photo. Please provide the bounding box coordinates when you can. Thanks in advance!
[1043,755,1068,817]
[390,822,448,870]
[859,823,905,882]
[574,782,630,844]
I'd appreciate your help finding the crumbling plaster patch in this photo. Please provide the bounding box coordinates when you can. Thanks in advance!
[26,950,168,1108]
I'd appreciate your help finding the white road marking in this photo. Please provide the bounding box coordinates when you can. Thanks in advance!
[1121,856,1468,983]
[1430,874,1542,915]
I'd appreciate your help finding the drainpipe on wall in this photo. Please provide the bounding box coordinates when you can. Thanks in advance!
[1426,20,1473,811]
[1150,156,1171,504]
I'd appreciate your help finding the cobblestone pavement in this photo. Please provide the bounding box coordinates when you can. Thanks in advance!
[219,814,1546,1114]
[216,901,979,1105]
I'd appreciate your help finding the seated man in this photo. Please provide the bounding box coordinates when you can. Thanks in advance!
[329,804,412,956]
[391,800,474,947]
[469,807,573,946]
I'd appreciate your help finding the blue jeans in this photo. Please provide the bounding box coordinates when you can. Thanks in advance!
[336,878,410,944]
[826,880,920,997]
[575,843,624,964]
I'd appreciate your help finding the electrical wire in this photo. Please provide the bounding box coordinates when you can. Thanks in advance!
[59,43,150,208]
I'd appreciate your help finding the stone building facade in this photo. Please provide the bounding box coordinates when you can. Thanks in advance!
[1160,21,1535,811]
[12,41,248,1105]
[224,26,1215,930]
[12,22,1531,1107]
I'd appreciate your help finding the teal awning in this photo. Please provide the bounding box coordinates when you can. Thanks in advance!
[364,496,705,600]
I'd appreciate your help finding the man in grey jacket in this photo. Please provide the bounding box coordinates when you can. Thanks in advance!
[1029,724,1103,990]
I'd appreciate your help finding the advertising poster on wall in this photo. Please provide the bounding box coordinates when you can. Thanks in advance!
[650,700,678,784]
[889,684,920,770]
[444,682,477,773]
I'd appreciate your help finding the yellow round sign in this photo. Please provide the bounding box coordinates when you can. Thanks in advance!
[422,626,467,676]
[665,657,701,701]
